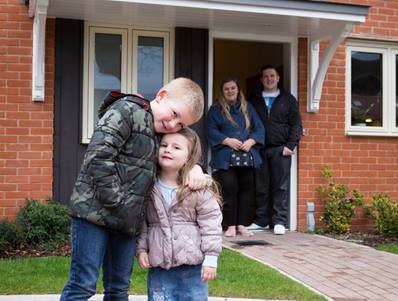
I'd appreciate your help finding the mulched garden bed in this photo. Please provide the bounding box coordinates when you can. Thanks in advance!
[2,233,397,260]
[324,232,398,248]
[0,242,71,260]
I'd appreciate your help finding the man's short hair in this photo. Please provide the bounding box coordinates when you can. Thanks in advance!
[261,65,279,75]
[162,78,204,123]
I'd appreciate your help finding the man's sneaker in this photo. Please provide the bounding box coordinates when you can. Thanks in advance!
[247,223,269,231]
[273,224,286,235]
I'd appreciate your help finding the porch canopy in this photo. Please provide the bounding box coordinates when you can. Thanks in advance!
[30,0,369,111]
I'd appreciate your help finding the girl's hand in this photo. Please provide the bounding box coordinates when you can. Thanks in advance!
[137,252,151,269]
[240,138,256,152]
[201,266,217,282]
[186,164,207,190]
[222,138,242,150]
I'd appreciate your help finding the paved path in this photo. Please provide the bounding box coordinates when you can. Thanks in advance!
[223,231,398,301]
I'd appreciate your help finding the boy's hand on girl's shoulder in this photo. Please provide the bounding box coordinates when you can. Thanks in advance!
[185,164,207,190]
[201,266,217,282]
[137,252,151,269]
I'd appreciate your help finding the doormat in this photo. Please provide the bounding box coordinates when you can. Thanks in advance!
[231,239,271,247]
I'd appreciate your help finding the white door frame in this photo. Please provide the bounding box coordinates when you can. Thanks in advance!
[208,31,298,231]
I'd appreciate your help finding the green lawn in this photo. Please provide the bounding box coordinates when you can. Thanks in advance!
[376,243,398,255]
[0,248,325,301]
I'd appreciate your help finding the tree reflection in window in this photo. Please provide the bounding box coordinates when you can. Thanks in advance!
[94,33,122,125]
[137,37,164,100]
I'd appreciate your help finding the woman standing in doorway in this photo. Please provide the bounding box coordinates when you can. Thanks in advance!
[207,78,265,237]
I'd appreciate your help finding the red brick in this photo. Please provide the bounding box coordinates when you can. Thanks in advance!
[5,192,28,199]
[5,176,28,183]
[0,184,17,191]
[18,183,41,191]
[5,160,29,168]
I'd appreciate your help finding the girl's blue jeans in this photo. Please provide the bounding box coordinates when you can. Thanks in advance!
[60,217,136,301]
[148,264,208,301]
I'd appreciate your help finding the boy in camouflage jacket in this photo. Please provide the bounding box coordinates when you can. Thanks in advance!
[60,78,205,301]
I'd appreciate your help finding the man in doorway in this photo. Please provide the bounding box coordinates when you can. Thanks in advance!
[248,65,302,235]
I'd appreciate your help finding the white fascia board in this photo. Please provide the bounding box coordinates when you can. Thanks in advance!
[30,0,49,102]
[110,0,366,23]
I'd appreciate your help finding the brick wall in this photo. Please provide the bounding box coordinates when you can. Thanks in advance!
[297,0,398,231]
[0,1,54,220]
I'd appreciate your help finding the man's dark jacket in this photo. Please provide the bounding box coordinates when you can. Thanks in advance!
[69,95,157,237]
[249,88,302,151]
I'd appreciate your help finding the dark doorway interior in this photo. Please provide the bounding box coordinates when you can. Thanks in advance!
[212,38,290,226]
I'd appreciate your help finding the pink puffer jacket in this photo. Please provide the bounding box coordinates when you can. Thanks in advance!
[136,182,222,270]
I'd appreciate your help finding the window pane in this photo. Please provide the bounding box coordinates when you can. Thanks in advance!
[351,51,382,127]
[396,54,398,127]
[94,33,122,124]
[137,36,164,100]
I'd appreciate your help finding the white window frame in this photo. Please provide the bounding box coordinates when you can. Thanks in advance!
[345,40,398,137]
[82,23,172,143]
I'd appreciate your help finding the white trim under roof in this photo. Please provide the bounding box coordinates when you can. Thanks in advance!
[30,0,369,107]
[111,0,367,22]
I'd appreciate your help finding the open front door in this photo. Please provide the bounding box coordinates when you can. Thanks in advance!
[210,34,298,230]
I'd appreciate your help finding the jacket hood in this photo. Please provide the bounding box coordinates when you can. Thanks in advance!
[98,91,149,119]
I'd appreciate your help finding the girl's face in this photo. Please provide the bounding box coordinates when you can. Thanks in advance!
[222,81,239,104]
[158,133,190,172]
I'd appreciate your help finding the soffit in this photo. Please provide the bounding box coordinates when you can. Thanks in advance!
[46,0,368,37]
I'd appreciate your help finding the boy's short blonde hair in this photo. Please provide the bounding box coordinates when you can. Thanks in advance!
[162,78,204,123]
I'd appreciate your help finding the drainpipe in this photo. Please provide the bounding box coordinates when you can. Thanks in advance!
[307,202,315,232]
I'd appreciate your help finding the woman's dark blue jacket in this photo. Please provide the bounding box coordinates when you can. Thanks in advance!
[207,101,265,170]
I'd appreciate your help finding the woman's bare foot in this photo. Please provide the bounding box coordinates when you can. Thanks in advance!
[224,226,236,237]
[237,225,254,236]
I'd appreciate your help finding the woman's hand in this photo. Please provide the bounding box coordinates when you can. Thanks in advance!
[137,252,151,269]
[240,138,256,152]
[222,138,242,151]
[185,164,207,190]
[201,266,217,282]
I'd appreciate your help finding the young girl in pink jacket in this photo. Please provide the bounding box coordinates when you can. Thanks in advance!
[137,127,223,301]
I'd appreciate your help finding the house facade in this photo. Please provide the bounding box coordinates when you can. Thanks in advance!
[1,0,397,232]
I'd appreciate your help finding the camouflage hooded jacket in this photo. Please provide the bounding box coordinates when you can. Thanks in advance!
[69,95,158,237]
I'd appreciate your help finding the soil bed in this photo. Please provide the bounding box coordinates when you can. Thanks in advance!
[324,232,398,248]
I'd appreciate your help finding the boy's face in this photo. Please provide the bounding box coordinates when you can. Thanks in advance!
[151,91,196,133]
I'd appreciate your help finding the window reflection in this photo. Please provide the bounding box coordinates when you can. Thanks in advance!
[351,51,382,127]
[137,36,164,100]
[396,54,398,127]
[94,33,122,124]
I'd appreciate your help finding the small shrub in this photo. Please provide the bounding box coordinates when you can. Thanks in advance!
[317,165,363,234]
[365,195,398,236]
[0,220,23,254]
[16,199,70,245]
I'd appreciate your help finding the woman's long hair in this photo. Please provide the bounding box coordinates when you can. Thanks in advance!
[217,77,251,130]
[175,128,222,206]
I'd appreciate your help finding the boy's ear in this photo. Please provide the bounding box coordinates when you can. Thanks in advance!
[155,89,168,103]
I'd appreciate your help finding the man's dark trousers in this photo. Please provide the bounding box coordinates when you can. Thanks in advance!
[254,145,291,227]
